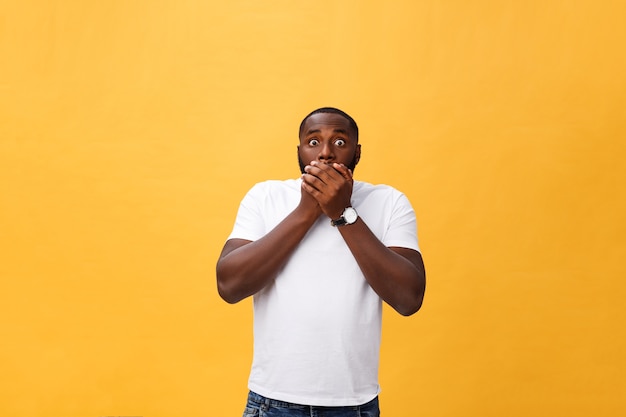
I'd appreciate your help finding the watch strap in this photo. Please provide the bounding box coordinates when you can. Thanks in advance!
[331,207,357,227]
[330,216,348,227]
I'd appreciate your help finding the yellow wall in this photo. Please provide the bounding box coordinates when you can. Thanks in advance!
[1,1,625,415]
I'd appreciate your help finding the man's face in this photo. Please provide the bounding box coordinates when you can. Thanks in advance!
[297,113,361,174]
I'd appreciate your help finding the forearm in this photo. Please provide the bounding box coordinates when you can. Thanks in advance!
[216,205,319,303]
[338,218,426,316]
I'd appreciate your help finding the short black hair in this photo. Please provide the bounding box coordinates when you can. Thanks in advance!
[299,107,359,142]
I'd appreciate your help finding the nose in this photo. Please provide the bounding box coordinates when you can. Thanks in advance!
[318,141,334,163]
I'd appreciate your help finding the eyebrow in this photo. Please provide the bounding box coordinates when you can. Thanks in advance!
[305,128,349,136]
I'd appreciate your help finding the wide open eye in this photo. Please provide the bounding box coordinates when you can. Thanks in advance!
[308,139,319,146]
[334,138,346,147]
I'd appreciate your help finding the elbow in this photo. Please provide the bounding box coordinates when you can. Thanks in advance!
[216,263,245,304]
[217,276,251,304]
[395,280,426,316]
[217,278,239,304]
[390,251,426,316]
[396,294,424,317]
[217,280,241,304]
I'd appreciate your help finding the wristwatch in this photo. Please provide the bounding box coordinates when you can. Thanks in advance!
[331,207,358,227]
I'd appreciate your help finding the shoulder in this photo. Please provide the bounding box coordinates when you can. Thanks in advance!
[246,178,301,195]
[352,181,415,218]
[239,179,302,211]
[353,180,409,201]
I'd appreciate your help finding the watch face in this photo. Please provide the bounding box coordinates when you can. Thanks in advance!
[344,207,358,224]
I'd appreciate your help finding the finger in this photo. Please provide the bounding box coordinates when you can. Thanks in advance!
[332,163,353,181]
[303,162,330,185]
[308,161,344,182]
[301,172,324,192]
[301,179,319,198]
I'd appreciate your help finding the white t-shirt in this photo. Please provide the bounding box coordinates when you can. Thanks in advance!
[228,179,419,406]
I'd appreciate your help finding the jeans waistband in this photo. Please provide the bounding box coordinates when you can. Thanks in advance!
[248,391,308,409]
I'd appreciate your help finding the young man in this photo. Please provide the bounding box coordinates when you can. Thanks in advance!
[216,107,426,417]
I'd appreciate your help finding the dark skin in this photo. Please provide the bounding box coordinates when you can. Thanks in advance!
[216,113,425,316]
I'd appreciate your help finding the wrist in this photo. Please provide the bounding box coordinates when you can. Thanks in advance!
[331,207,358,227]
[296,201,322,223]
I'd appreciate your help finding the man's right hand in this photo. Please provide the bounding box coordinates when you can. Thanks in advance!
[299,176,323,219]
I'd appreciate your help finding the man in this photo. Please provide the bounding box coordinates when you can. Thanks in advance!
[216,107,426,416]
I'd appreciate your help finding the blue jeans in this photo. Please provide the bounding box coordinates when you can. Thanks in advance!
[242,391,380,417]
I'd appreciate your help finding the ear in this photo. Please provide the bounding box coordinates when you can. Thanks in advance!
[354,144,361,166]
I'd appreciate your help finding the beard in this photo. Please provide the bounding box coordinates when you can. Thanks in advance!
[298,153,359,175]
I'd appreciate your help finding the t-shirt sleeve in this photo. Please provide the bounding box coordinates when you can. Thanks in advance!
[382,191,420,252]
[227,183,267,242]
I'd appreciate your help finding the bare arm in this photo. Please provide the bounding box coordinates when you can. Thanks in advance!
[302,161,426,316]
[216,187,321,304]
[337,222,425,316]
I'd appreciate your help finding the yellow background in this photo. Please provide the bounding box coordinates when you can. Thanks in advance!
[1,1,625,416]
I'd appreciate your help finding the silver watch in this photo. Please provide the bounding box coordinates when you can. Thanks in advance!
[331,207,358,227]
